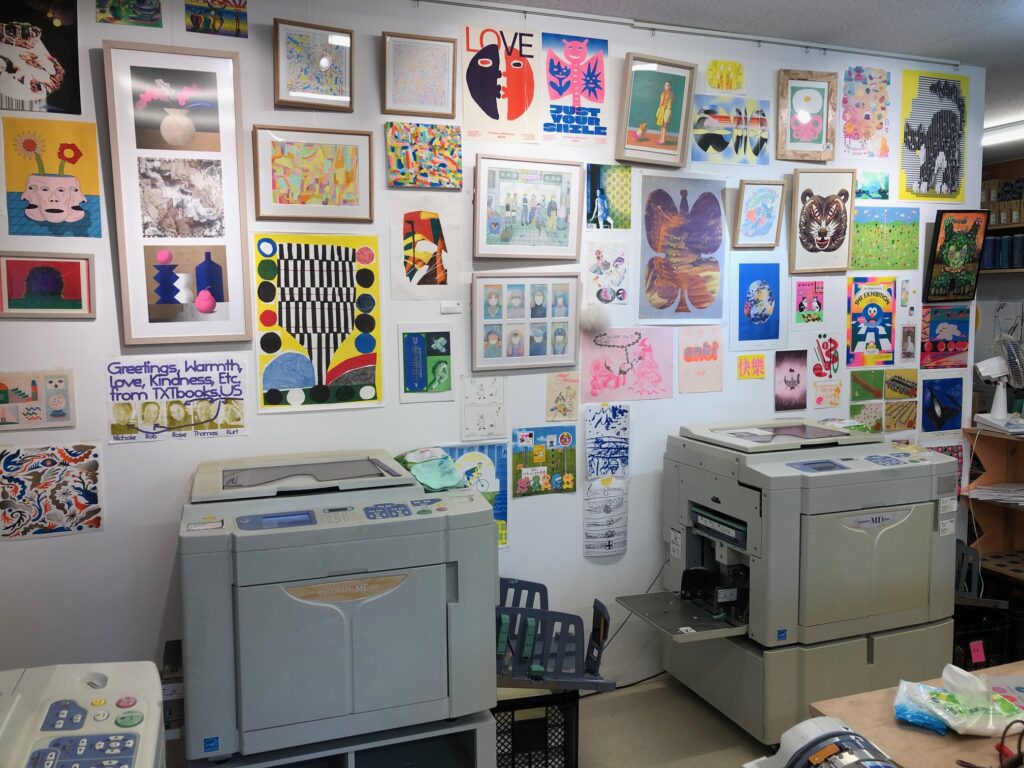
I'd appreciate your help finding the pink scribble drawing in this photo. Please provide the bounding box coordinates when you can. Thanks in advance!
[546,37,604,110]
[582,327,672,402]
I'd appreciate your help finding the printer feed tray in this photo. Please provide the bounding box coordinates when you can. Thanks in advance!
[616,592,747,644]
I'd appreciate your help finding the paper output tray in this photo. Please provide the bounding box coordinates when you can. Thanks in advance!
[615,591,747,644]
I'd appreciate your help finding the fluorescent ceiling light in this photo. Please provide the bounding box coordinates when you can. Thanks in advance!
[983,121,1024,147]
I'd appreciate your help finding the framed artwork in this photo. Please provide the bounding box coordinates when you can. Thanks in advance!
[385,121,462,189]
[776,70,838,162]
[1,1,80,114]
[473,155,584,261]
[104,41,250,345]
[185,0,247,37]
[1,252,94,319]
[472,272,578,372]
[790,168,856,273]
[97,0,163,27]
[733,179,786,249]
[253,125,373,223]
[381,32,457,119]
[923,210,989,303]
[398,323,454,403]
[616,53,696,167]
[274,19,353,112]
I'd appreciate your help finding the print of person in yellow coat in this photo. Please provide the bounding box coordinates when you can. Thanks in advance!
[656,80,673,145]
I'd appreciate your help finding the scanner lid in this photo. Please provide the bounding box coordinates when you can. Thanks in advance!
[190,449,416,502]
[678,419,882,453]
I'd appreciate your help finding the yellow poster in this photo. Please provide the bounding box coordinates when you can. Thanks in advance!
[899,70,968,203]
[254,233,383,412]
[737,354,766,380]
[3,116,101,237]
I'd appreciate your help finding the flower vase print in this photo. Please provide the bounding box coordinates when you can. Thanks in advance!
[640,174,725,323]
[4,116,101,237]
[131,66,220,152]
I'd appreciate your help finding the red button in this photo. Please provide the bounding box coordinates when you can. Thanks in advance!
[115,696,136,708]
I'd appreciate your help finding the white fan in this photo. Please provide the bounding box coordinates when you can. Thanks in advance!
[975,333,1024,433]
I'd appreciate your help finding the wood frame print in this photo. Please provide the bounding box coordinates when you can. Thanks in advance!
[474,155,584,261]
[103,41,251,345]
[274,19,354,112]
[790,168,857,274]
[616,52,696,168]
[0,252,95,319]
[777,69,838,162]
[252,125,373,223]
[732,179,787,249]
[472,271,579,372]
[381,31,457,119]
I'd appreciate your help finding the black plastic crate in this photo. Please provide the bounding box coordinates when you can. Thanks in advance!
[953,605,1011,670]
[493,690,579,768]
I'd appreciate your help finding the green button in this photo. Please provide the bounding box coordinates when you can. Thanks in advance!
[115,710,144,727]
[416,509,432,515]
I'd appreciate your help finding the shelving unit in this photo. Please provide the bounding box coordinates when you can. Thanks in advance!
[980,268,1024,275]
[989,223,1024,232]
[964,428,1024,574]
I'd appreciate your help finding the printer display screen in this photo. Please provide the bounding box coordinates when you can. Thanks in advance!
[236,511,316,530]
[787,459,849,473]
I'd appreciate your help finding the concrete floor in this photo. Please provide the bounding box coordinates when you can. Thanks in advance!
[580,675,772,768]
[165,674,773,767]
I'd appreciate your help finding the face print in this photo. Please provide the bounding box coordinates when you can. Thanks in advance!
[113,403,135,426]
[22,174,87,223]
[140,402,160,423]
[467,43,502,119]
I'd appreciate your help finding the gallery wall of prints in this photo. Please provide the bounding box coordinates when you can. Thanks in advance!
[0,0,986,685]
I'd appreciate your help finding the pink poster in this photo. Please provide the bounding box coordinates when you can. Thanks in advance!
[582,326,673,402]
[678,326,723,394]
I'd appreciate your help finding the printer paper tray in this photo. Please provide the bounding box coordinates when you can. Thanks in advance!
[615,592,747,644]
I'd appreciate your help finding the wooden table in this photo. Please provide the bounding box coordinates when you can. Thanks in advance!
[810,660,1024,768]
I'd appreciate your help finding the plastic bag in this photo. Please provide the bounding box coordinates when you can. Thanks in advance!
[899,664,1024,736]
[894,680,947,734]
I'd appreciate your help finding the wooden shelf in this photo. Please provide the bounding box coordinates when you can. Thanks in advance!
[980,268,1024,274]
[964,427,1024,556]
[989,223,1024,232]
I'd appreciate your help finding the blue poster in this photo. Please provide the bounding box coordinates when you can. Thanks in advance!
[737,262,780,342]
[921,377,963,433]
[440,443,508,546]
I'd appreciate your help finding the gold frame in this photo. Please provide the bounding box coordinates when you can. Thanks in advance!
[252,124,374,223]
[615,52,697,168]
[380,31,457,119]
[102,40,252,345]
[274,18,354,113]
[732,179,787,249]
[790,168,857,274]
[0,252,95,320]
[776,69,838,162]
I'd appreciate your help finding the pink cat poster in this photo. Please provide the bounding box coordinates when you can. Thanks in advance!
[582,327,673,402]
[678,326,723,394]
[540,32,609,144]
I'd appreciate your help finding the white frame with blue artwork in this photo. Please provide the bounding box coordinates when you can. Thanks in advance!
[732,179,787,249]
[274,18,353,113]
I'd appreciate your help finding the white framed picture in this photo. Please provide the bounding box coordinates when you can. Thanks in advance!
[381,32,457,119]
[474,155,584,261]
[472,271,579,372]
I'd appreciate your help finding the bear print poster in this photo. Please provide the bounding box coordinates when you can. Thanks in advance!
[791,169,856,273]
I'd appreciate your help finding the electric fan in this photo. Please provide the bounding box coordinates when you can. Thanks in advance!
[975,333,1024,433]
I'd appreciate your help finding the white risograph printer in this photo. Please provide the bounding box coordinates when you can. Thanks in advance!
[618,420,958,744]
[0,662,165,768]
[179,450,497,762]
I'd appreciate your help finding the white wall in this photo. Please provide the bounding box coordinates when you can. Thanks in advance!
[0,0,984,688]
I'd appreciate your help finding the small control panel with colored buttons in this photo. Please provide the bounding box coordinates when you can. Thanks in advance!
[362,502,412,520]
[865,454,905,467]
[24,732,139,767]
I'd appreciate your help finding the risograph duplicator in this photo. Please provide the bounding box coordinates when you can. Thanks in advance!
[178,450,497,761]
[618,420,958,744]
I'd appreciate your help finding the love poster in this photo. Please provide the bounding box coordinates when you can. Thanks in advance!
[463,26,541,142]
[847,276,894,367]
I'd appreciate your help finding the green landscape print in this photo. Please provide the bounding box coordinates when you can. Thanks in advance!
[851,206,919,270]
